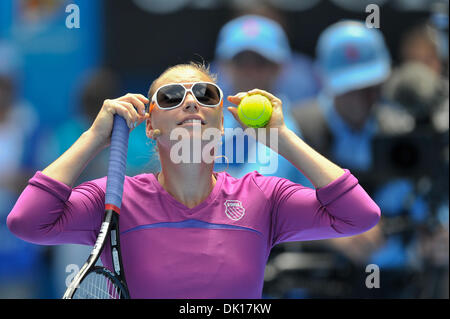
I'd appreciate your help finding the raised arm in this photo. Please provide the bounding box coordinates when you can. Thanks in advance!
[7,94,149,244]
[42,93,149,187]
[228,89,380,247]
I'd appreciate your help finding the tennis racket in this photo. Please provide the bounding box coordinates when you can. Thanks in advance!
[63,115,130,299]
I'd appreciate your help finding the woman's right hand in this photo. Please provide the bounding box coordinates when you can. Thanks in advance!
[88,93,150,147]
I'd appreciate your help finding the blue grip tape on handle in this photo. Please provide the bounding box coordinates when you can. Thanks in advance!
[105,115,130,209]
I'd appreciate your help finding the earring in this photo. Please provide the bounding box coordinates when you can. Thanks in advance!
[147,129,161,140]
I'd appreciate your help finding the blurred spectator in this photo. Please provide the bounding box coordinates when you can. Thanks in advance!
[0,40,46,298]
[383,61,449,133]
[0,40,40,188]
[212,14,316,186]
[293,20,398,177]
[399,22,445,76]
[228,5,322,105]
[289,20,401,297]
[381,22,449,298]
[385,22,449,134]
[290,20,449,298]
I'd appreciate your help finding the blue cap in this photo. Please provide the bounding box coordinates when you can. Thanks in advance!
[215,15,291,64]
[316,20,391,95]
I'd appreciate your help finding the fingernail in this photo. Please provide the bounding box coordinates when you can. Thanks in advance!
[134,121,138,128]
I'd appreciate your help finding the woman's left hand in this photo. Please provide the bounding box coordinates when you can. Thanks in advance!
[227,89,288,135]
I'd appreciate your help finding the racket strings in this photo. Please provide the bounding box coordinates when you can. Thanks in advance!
[73,271,122,299]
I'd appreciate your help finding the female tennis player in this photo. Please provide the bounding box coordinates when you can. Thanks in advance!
[7,62,380,298]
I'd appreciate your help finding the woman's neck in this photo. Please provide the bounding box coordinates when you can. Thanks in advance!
[157,158,217,209]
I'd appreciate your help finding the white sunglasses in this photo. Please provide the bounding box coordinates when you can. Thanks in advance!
[149,82,223,111]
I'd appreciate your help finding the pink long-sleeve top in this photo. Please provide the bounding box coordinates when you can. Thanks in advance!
[7,169,380,298]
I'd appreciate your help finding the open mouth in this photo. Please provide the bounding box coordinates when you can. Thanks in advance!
[177,118,206,125]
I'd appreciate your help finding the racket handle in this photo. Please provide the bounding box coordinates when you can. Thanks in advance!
[105,115,130,211]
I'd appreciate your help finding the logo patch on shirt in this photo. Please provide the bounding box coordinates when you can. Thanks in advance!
[224,200,245,221]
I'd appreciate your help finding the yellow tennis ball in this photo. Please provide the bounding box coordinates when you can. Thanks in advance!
[237,94,273,128]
